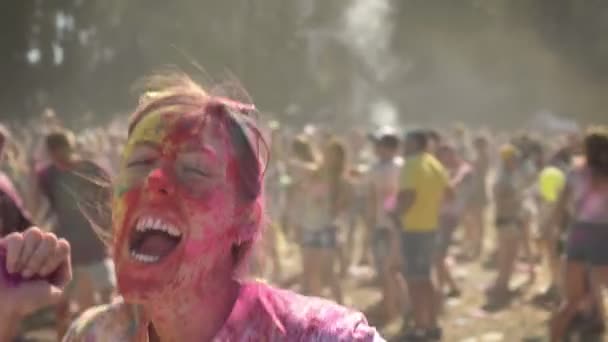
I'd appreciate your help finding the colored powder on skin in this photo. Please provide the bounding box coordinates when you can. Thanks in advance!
[122,110,166,161]
[113,105,257,308]
[114,184,131,198]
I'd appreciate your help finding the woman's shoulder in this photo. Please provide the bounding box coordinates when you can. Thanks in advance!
[63,298,139,341]
[243,282,380,341]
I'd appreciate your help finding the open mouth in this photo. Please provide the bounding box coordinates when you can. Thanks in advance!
[128,216,183,264]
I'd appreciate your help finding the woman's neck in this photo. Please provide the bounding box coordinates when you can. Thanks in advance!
[144,277,241,342]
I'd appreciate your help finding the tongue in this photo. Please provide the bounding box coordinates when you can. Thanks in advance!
[137,232,179,257]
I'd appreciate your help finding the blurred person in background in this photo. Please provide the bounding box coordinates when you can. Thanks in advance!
[425,129,442,157]
[453,124,472,162]
[534,151,567,302]
[285,135,317,243]
[33,130,115,338]
[435,143,473,301]
[488,144,527,300]
[290,137,349,304]
[393,129,451,341]
[366,128,405,320]
[0,125,33,238]
[550,127,608,341]
[462,134,490,260]
[345,162,368,271]
[518,137,544,283]
[286,136,326,292]
[324,137,351,300]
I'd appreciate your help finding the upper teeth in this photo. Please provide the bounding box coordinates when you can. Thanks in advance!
[135,216,182,237]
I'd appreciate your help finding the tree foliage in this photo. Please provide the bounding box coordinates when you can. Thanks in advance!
[2,0,608,126]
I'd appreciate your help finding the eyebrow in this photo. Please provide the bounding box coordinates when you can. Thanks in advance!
[131,140,217,159]
[180,144,217,159]
[132,140,161,151]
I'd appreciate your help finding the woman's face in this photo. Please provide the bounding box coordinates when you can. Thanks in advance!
[112,109,240,301]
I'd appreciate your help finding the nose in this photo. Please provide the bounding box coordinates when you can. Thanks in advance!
[145,166,175,196]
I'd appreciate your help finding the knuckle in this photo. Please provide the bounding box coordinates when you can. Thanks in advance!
[25,226,42,235]
[41,233,58,247]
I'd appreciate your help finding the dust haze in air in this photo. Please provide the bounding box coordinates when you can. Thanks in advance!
[4,1,608,128]
[338,0,607,129]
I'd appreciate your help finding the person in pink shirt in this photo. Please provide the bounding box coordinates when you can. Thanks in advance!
[48,72,381,341]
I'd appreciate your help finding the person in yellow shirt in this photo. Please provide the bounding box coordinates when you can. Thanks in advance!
[535,151,567,301]
[392,130,451,341]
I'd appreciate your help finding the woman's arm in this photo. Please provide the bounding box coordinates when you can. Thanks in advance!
[0,228,71,342]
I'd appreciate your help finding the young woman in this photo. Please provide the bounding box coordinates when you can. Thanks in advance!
[462,135,489,260]
[49,73,383,341]
[550,127,608,341]
[288,136,349,304]
[435,143,473,299]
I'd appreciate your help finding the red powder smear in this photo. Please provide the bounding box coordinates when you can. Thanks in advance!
[162,112,206,158]
[183,229,236,259]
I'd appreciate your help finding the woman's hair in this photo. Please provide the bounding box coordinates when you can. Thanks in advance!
[405,129,429,152]
[45,130,75,153]
[584,126,608,176]
[324,138,347,176]
[473,134,488,148]
[425,129,441,145]
[0,124,8,153]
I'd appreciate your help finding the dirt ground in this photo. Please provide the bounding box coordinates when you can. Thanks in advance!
[20,226,592,342]
[273,231,555,342]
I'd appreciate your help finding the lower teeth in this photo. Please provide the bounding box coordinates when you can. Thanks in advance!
[130,251,159,263]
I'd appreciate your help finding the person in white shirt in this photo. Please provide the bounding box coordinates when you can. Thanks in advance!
[366,130,405,320]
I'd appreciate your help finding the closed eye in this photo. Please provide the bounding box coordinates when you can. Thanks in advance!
[127,159,155,168]
[184,165,210,177]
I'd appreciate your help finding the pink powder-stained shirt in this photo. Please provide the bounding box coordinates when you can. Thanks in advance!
[63,281,385,342]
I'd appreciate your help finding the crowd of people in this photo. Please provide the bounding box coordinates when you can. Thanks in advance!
[0,72,607,341]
